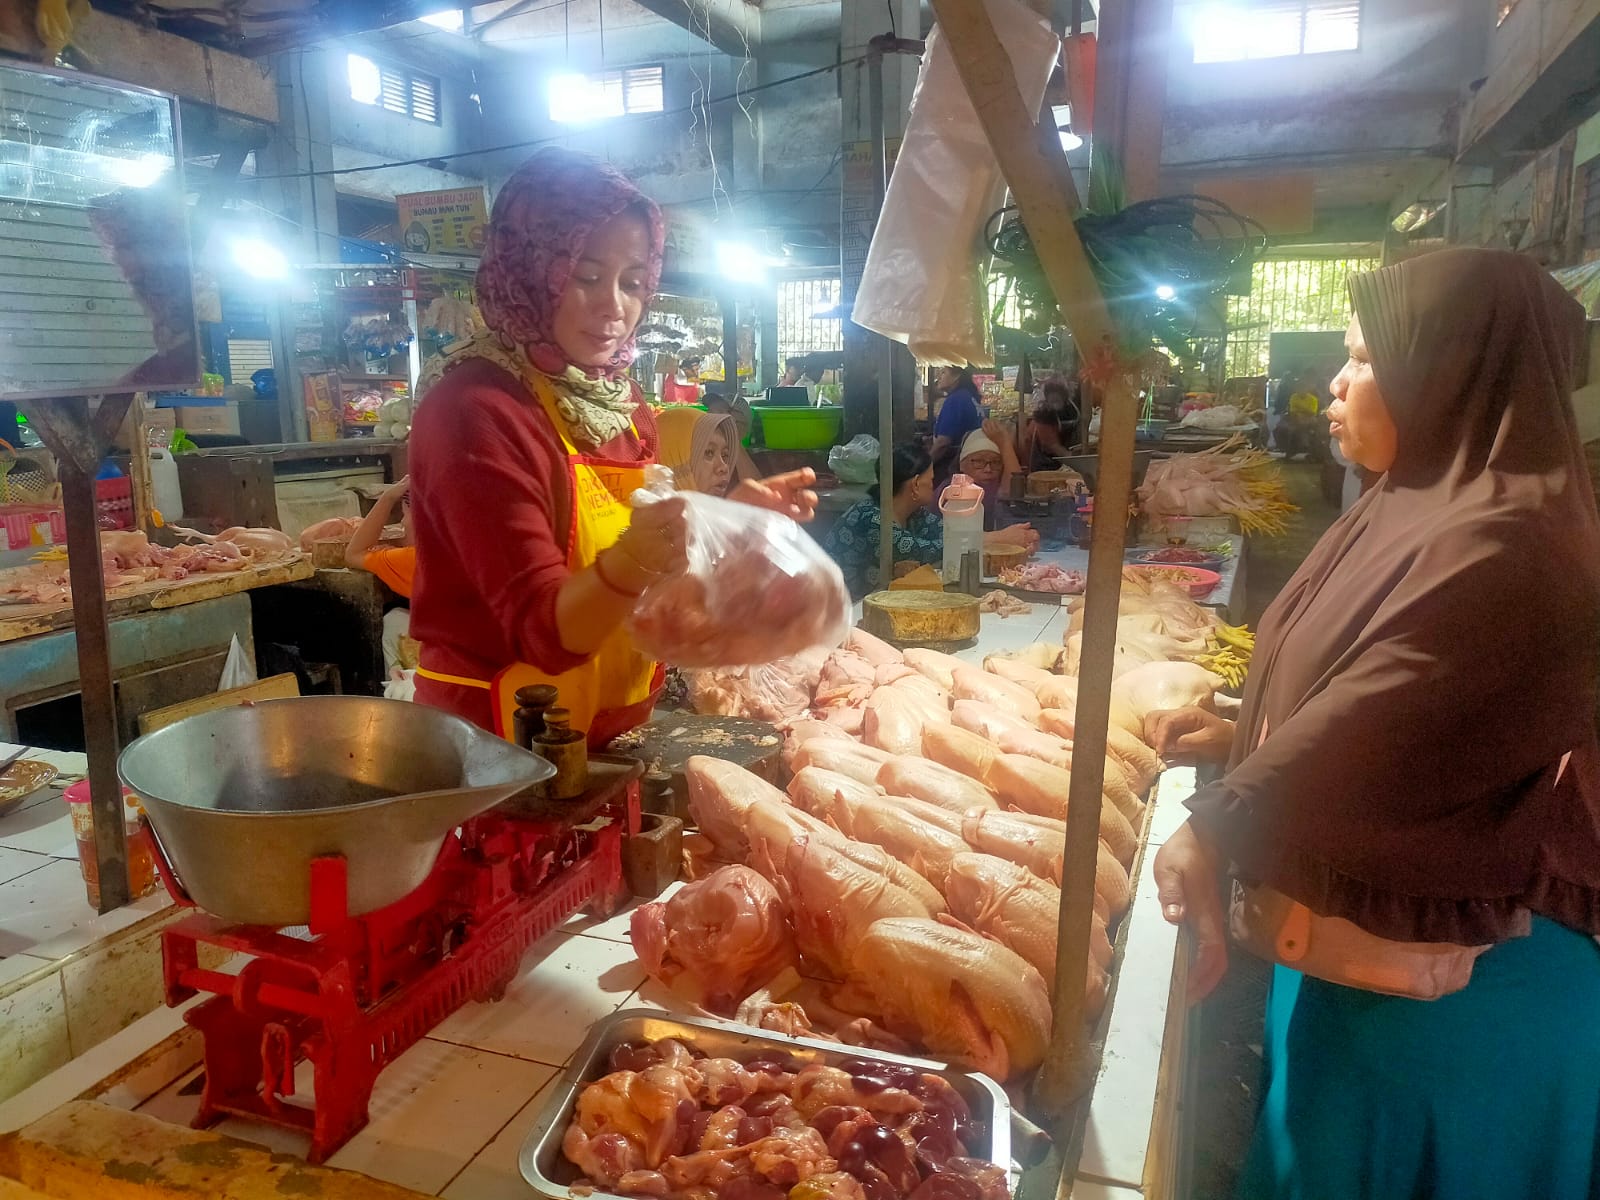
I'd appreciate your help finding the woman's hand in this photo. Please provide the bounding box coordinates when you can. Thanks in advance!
[1154,820,1229,1003]
[729,468,819,523]
[1144,707,1236,763]
[610,497,688,591]
[985,524,1038,552]
[983,418,1022,468]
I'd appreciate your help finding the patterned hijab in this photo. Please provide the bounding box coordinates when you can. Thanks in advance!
[470,148,665,445]
[1187,248,1600,945]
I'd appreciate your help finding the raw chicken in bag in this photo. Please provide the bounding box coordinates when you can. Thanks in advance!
[629,468,850,668]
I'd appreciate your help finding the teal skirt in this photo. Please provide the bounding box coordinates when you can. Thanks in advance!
[1238,916,1600,1200]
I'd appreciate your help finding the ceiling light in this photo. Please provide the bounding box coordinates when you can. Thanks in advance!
[715,241,771,285]
[229,237,289,281]
[420,9,464,31]
[1058,130,1084,152]
[1154,284,1176,301]
[108,152,170,189]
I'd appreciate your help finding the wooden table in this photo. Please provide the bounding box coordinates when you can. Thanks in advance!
[0,558,314,746]
[0,557,313,645]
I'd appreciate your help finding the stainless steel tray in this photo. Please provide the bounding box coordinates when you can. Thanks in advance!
[519,1009,1015,1199]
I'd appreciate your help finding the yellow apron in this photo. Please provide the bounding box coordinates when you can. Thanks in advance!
[417,373,660,743]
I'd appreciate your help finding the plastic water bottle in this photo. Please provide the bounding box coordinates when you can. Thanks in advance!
[939,474,985,584]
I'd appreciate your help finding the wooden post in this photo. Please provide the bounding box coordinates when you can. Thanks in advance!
[24,395,135,913]
[926,0,1141,1122]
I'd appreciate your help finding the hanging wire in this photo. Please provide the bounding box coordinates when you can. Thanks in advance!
[986,194,1267,360]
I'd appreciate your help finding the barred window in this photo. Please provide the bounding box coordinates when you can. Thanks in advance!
[1188,1,1360,63]
[1224,253,1379,378]
[778,278,845,361]
[348,54,440,124]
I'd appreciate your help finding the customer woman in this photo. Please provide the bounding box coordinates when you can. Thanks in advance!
[825,443,1031,598]
[1148,248,1600,1199]
[408,149,815,745]
[656,406,743,497]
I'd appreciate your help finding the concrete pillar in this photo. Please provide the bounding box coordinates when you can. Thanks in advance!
[756,288,780,390]
[1445,163,1495,247]
[839,0,919,440]
[261,48,342,442]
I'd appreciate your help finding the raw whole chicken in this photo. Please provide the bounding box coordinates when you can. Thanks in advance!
[993,724,1074,771]
[921,724,999,785]
[960,809,1065,886]
[901,647,966,690]
[950,700,1033,745]
[1039,710,1162,793]
[985,754,1138,867]
[796,782,969,891]
[864,688,934,757]
[297,516,362,550]
[759,834,934,979]
[949,667,1041,722]
[981,655,1058,694]
[876,757,996,814]
[943,853,1112,1018]
[782,719,855,769]
[168,523,296,560]
[630,866,797,1013]
[846,627,903,667]
[1110,661,1224,727]
[685,755,790,860]
[844,918,1052,1081]
[887,672,950,709]
[747,798,946,914]
[790,741,895,787]
[788,766,885,813]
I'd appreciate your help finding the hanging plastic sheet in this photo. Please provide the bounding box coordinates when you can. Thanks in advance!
[850,0,1060,367]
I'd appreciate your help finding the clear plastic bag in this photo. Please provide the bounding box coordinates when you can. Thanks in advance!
[218,634,257,691]
[850,0,1060,366]
[827,434,880,485]
[629,469,851,668]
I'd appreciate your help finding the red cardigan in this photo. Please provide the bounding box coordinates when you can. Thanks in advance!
[409,357,657,732]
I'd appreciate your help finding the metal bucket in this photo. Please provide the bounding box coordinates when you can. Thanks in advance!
[118,696,555,927]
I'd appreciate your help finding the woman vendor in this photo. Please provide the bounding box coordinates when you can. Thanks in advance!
[408,149,815,746]
[1148,248,1600,1198]
[825,444,1032,598]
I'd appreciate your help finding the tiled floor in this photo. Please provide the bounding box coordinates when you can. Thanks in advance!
[132,890,681,1198]
[0,743,179,1102]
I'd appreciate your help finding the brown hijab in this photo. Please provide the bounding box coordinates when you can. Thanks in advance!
[1187,247,1600,944]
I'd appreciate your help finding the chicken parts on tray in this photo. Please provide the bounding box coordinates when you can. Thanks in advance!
[562,1037,1007,1200]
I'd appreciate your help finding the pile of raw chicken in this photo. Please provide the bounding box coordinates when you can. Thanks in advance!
[633,577,1226,1088]
[564,1038,1005,1200]
[0,527,296,606]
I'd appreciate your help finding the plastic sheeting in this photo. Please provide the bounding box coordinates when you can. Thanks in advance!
[850,0,1060,367]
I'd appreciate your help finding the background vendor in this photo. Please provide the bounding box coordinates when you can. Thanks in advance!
[408,148,814,747]
[343,474,417,680]
[930,364,985,479]
[937,421,1021,530]
[825,443,1033,599]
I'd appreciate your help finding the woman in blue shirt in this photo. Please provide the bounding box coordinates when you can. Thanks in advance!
[823,444,942,599]
[931,365,984,478]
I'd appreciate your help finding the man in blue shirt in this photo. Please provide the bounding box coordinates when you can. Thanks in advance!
[931,364,984,478]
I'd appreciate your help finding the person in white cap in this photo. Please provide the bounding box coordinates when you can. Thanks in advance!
[937,419,1022,531]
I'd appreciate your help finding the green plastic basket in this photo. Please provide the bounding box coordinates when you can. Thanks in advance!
[752,404,844,451]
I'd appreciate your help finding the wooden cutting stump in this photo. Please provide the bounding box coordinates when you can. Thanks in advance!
[861,590,981,647]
